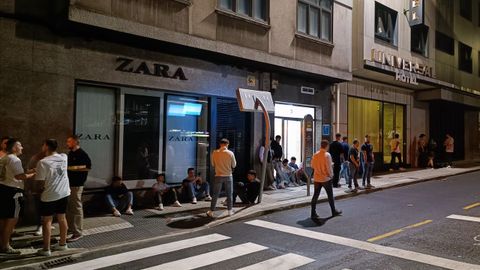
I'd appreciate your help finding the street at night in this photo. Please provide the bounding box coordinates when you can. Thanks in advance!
[49,171,480,270]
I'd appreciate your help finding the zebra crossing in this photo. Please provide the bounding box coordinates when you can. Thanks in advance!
[57,212,480,270]
[57,233,315,270]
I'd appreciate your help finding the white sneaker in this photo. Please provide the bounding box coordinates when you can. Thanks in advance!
[52,244,68,251]
[206,210,215,218]
[192,197,197,204]
[36,249,51,256]
[34,226,42,236]
[227,209,235,216]
[204,195,212,201]
[125,208,134,215]
[113,209,121,217]
[172,201,182,207]
[156,204,164,211]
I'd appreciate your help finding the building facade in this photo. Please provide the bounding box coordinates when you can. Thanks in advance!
[0,0,353,192]
[336,0,480,169]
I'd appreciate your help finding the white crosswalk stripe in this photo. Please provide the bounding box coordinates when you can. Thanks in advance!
[143,242,268,270]
[58,234,230,270]
[245,219,480,270]
[236,253,315,270]
[447,214,480,223]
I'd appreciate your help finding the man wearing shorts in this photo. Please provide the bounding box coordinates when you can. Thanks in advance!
[35,139,70,256]
[0,138,35,254]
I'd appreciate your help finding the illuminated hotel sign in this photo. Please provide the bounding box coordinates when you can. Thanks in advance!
[371,49,433,78]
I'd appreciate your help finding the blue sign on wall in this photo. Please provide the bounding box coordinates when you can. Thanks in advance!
[322,124,331,136]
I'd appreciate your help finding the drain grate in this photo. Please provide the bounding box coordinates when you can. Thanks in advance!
[41,256,76,269]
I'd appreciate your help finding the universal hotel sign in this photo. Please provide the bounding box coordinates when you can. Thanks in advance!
[370,49,433,85]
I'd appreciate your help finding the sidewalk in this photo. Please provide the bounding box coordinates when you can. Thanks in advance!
[3,164,480,269]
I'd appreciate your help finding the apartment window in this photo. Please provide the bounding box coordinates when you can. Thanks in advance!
[458,42,473,73]
[297,0,333,42]
[411,25,429,56]
[435,31,454,55]
[375,2,398,46]
[219,0,267,21]
[460,0,472,21]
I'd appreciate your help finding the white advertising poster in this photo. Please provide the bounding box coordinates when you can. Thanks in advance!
[75,85,116,188]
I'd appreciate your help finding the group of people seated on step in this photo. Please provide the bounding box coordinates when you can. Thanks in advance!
[104,168,261,216]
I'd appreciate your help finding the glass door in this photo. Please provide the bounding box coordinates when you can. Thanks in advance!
[382,103,405,165]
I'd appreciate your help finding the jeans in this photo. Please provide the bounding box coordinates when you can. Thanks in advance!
[211,176,233,211]
[106,192,133,211]
[311,180,336,216]
[390,152,402,170]
[186,182,211,200]
[154,189,179,205]
[347,163,359,188]
[67,186,84,236]
[339,161,350,184]
[332,161,341,186]
[361,162,373,186]
[233,182,249,204]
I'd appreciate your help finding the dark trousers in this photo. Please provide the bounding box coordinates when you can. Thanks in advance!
[311,180,336,216]
[332,162,341,187]
[233,182,249,204]
[390,152,402,170]
[445,152,454,166]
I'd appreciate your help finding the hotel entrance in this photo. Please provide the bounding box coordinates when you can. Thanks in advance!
[274,103,316,164]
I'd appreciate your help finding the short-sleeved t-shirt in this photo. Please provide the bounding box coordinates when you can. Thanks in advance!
[35,153,71,202]
[348,147,359,163]
[0,154,25,189]
[445,138,454,153]
[390,138,401,153]
[361,143,374,162]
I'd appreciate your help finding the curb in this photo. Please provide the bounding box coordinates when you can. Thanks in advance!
[6,167,480,270]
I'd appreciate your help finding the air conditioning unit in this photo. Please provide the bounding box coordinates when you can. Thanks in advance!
[301,86,315,95]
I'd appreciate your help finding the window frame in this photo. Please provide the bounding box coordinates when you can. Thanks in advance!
[374,2,398,47]
[458,42,473,74]
[218,0,269,22]
[296,0,334,43]
[435,31,455,55]
[410,24,429,57]
[460,0,472,21]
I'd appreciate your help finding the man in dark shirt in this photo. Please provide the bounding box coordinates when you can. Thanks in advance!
[329,133,344,188]
[233,170,260,205]
[105,177,133,217]
[346,139,362,193]
[361,134,375,189]
[270,135,284,188]
[66,135,91,242]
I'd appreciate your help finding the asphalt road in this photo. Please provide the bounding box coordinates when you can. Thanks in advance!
[47,171,480,270]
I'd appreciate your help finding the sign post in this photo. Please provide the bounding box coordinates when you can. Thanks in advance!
[302,115,314,196]
[236,88,275,203]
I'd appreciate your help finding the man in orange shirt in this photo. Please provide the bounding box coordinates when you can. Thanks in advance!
[311,140,342,220]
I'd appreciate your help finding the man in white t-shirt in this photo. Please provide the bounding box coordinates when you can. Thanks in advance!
[0,138,35,254]
[444,134,454,167]
[35,139,71,256]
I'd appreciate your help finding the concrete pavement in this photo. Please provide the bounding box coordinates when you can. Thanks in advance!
[3,164,480,269]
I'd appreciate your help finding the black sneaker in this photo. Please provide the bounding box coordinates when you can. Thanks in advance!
[311,213,319,219]
[67,234,83,242]
[366,184,375,189]
[332,210,342,217]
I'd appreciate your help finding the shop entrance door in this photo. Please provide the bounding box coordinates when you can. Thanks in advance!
[274,104,316,164]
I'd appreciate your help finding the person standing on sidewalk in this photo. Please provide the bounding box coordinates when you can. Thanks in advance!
[444,134,454,168]
[329,133,344,188]
[389,133,405,171]
[66,135,91,242]
[311,140,342,219]
[35,139,70,256]
[339,136,350,186]
[361,135,375,189]
[207,138,236,218]
[345,139,361,193]
[417,134,428,168]
[0,138,35,254]
[271,135,284,188]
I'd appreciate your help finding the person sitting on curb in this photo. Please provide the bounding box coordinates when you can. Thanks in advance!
[233,170,261,205]
[281,159,298,187]
[182,168,212,204]
[152,173,181,210]
[35,139,70,256]
[105,176,134,217]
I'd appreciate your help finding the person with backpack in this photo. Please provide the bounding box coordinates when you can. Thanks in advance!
[360,135,375,189]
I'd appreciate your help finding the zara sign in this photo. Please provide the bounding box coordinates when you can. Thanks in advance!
[115,57,188,80]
